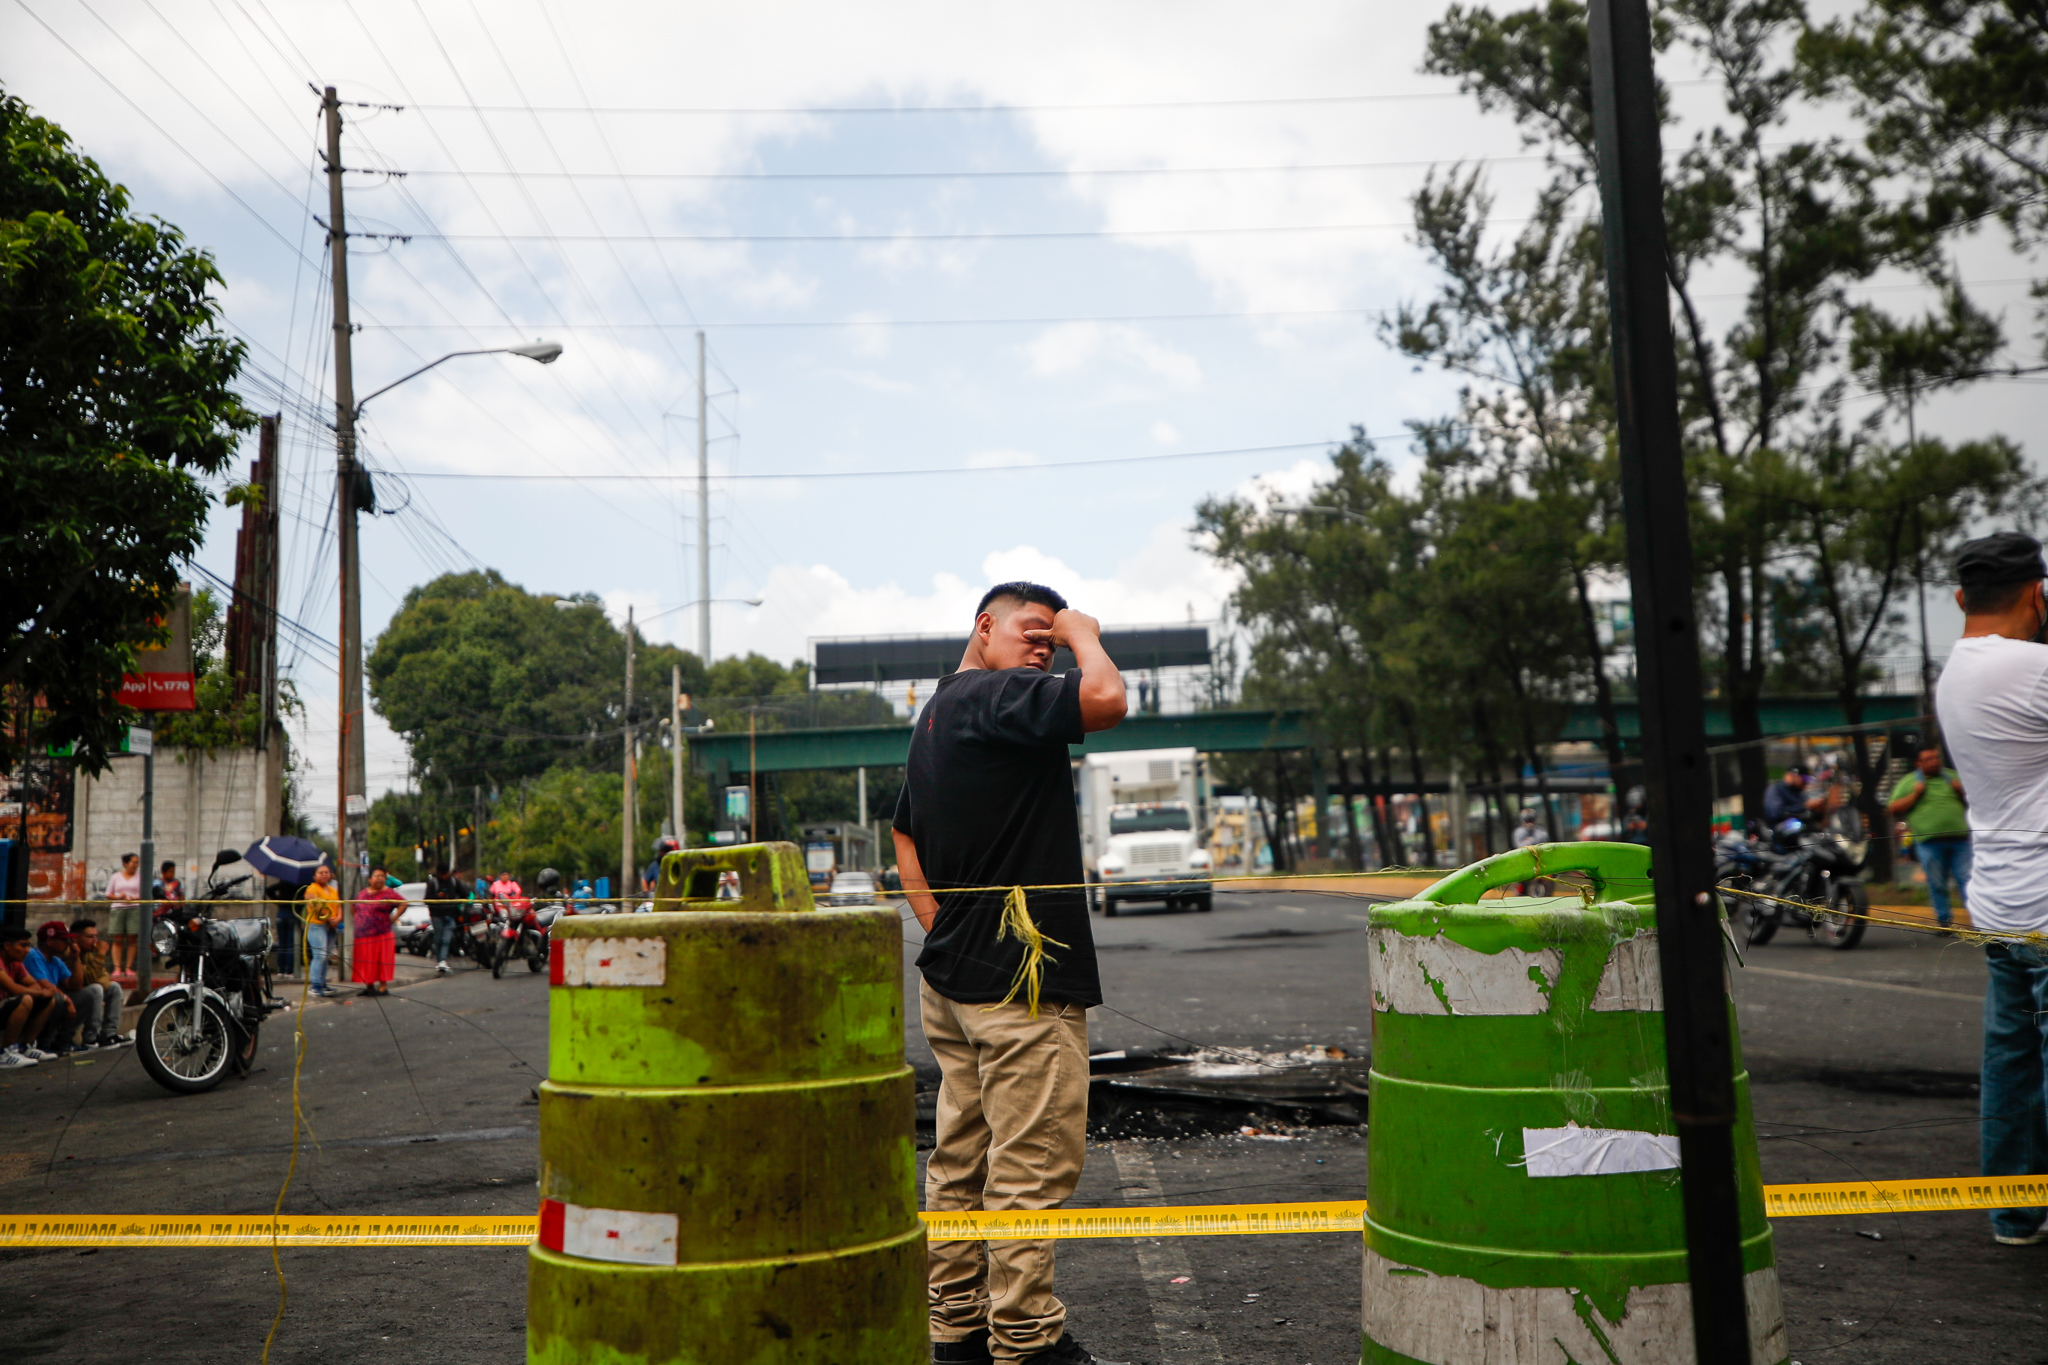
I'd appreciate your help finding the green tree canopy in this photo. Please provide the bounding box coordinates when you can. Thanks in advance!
[0,90,253,771]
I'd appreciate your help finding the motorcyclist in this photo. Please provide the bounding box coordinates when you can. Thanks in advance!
[1760,769,1823,846]
[642,836,681,895]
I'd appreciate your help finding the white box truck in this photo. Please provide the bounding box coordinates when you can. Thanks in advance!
[1076,748,1212,916]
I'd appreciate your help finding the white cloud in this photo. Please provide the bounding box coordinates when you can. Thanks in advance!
[1232,457,1329,505]
[1151,420,1180,445]
[1023,322,1202,390]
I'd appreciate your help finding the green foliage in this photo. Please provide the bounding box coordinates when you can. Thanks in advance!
[0,91,254,772]
[364,569,899,882]
[151,586,298,753]
[1413,0,2036,858]
[1801,0,2048,251]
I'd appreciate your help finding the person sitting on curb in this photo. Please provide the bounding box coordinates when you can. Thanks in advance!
[67,920,130,1049]
[0,927,60,1067]
[26,922,81,1055]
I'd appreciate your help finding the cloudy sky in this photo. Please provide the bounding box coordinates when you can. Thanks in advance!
[5,1,2038,826]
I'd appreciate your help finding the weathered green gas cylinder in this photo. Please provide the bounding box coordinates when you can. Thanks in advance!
[528,842,924,1364]
[1362,841,1787,1365]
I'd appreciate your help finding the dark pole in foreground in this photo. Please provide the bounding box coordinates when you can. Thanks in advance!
[1586,1,1751,1359]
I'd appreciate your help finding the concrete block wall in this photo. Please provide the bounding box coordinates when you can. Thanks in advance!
[72,745,285,899]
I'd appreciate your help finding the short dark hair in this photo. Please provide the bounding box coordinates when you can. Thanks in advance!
[0,927,29,945]
[976,581,1069,619]
[160,860,176,874]
[1961,577,2037,616]
[70,918,96,935]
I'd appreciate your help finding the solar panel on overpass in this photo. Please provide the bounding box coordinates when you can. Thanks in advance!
[812,625,1210,686]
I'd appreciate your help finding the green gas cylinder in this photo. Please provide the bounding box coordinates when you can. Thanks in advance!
[1362,841,1787,1364]
[528,842,924,1364]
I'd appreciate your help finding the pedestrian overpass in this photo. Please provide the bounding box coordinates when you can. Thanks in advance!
[689,694,1921,776]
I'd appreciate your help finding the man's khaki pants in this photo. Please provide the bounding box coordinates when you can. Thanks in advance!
[919,978,1089,1360]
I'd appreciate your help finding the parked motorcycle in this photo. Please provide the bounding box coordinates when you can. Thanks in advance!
[467,901,504,974]
[1715,819,1870,950]
[138,849,287,1094]
[493,868,568,977]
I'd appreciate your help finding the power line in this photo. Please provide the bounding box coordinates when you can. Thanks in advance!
[402,156,1550,182]
[349,275,2044,334]
[407,83,1716,117]
[408,220,1472,243]
[385,438,1356,484]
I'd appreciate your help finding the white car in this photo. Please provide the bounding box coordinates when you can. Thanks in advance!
[825,871,880,907]
[393,881,432,933]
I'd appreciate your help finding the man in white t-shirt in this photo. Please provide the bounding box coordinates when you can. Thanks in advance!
[1933,531,2048,1246]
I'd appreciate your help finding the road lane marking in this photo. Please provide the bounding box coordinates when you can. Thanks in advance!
[1740,966,1980,1003]
[1112,1142,1226,1362]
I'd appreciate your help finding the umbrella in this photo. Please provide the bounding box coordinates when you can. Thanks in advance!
[244,835,329,886]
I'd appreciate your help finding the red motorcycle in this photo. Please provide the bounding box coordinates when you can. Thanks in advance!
[491,867,566,978]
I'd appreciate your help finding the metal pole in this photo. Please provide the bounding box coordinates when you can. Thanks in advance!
[857,766,867,829]
[474,784,484,881]
[672,665,686,849]
[622,605,636,905]
[1586,2,1751,1358]
[696,331,711,665]
[324,87,366,967]
[137,733,154,997]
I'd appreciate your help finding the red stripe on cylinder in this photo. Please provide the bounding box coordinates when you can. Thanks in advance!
[549,946,565,986]
[538,1198,565,1252]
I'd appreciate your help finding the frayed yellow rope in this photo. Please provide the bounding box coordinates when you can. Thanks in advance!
[986,885,1068,1018]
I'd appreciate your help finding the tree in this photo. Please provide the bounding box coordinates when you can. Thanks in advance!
[1802,0,2048,252]
[1422,0,2025,828]
[0,91,253,771]
[1385,169,1628,787]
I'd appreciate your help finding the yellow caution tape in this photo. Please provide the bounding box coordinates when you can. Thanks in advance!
[4,1175,2042,1248]
[1760,1174,2048,1219]
[923,1201,1368,1241]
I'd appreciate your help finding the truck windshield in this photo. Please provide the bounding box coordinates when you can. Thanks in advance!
[1110,809,1192,835]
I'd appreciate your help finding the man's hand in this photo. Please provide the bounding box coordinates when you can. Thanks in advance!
[1023,608,1102,651]
[1027,608,1126,732]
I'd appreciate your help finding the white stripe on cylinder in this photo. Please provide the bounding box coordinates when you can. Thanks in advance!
[559,937,668,988]
[560,1202,679,1267]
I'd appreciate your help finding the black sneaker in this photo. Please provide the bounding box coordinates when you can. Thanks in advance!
[1020,1335,1128,1365]
[932,1329,992,1364]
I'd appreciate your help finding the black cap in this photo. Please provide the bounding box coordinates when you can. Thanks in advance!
[1956,532,2046,589]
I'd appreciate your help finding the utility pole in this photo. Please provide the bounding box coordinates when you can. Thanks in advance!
[672,665,686,850]
[136,729,154,997]
[1586,2,1751,1358]
[323,87,367,944]
[622,606,636,905]
[696,331,711,665]
[473,784,484,880]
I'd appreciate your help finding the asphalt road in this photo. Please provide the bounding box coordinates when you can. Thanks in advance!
[2,887,2038,1363]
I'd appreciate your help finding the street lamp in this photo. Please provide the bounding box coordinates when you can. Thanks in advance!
[330,336,564,934]
[353,340,564,417]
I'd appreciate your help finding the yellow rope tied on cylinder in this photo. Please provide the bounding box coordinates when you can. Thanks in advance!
[988,885,1068,1018]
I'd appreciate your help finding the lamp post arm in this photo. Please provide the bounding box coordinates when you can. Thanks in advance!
[353,349,505,417]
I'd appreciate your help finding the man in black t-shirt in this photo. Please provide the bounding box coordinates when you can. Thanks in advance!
[895,581,1127,1365]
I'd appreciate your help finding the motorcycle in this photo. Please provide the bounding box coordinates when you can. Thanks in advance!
[467,901,504,974]
[493,899,560,977]
[1715,818,1870,950]
[138,849,287,1094]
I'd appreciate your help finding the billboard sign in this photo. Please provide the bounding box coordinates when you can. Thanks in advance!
[120,583,197,711]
